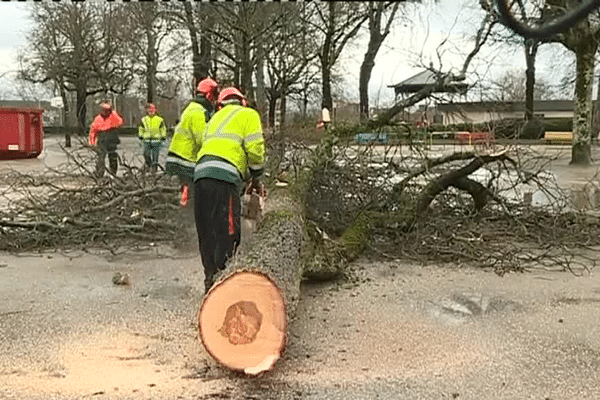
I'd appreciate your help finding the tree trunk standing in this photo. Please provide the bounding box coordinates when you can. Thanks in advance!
[279,86,287,128]
[570,36,596,165]
[267,94,279,131]
[198,188,303,375]
[320,2,335,112]
[524,39,538,122]
[76,80,87,137]
[145,24,157,104]
[184,2,203,87]
[255,42,268,122]
[240,43,255,105]
[359,54,375,121]
[593,75,600,146]
[199,15,213,78]
[321,67,333,112]
[59,84,71,148]
[521,39,544,139]
[315,2,367,113]
[359,2,398,122]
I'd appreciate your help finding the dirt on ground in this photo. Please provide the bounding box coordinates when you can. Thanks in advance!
[3,247,600,400]
[3,137,600,399]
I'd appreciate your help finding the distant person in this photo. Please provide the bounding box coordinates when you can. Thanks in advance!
[138,103,167,174]
[316,105,331,131]
[193,86,266,292]
[89,101,124,178]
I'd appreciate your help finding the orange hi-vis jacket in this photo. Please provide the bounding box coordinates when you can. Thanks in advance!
[89,111,124,146]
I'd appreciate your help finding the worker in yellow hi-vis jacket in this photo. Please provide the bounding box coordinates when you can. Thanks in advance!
[138,103,167,174]
[193,86,266,292]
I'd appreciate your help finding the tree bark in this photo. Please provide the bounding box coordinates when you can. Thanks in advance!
[570,34,596,165]
[320,2,335,112]
[524,39,539,122]
[415,152,508,216]
[59,83,71,148]
[146,23,157,104]
[76,79,87,137]
[267,94,279,131]
[255,41,268,122]
[359,2,398,122]
[184,2,203,87]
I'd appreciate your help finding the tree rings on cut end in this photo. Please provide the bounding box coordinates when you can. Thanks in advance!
[198,271,287,375]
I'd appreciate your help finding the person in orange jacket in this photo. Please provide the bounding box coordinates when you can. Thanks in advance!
[89,101,124,178]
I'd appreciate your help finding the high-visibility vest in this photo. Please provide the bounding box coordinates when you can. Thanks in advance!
[138,115,167,141]
[194,104,265,188]
[165,101,208,183]
[89,111,123,146]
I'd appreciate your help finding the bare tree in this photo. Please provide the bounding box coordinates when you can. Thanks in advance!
[491,0,600,165]
[310,2,369,112]
[205,3,283,104]
[359,1,400,121]
[181,2,214,86]
[263,4,319,130]
[487,69,552,102]
[121,3,184,105]
[19,3,134,137]
[548,0,600,164]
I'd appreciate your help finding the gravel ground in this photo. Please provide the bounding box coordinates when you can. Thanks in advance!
[2,248,600,400]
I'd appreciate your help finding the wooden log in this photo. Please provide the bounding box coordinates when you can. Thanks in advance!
[198,187,304,375]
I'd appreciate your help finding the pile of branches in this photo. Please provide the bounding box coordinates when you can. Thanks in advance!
[375,203,600,276]
[0,146,183,252]
[3,136,600,277]
[301,136,600,276]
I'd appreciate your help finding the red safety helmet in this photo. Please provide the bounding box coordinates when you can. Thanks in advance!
[100,101,112,110]
[147,103,157,115]
[217,87,247,108]
[196,78,218,101]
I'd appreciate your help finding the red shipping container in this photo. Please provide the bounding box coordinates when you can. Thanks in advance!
[0,107,44,160]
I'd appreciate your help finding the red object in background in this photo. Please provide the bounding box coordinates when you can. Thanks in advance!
[180,183,189,207]
[0,108,45,160]
[455,131,495,146]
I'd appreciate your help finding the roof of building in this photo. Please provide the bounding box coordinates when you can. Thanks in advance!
[389,68,468,95]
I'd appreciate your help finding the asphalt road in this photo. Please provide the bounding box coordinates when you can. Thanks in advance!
[2,136,600,399]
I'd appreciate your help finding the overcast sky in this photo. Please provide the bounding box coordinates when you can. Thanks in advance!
[0,1,572,105]
[0,3,31,74]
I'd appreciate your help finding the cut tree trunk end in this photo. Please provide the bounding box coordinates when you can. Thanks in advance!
[198,270,286,375]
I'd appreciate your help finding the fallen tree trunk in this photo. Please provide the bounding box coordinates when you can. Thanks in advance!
[198,186,304,375]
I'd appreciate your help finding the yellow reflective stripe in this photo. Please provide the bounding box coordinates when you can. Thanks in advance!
[195,159,240,175]
[205,108,243,140]
[204,132,243,143]
[143,117,150,133]
[243,132,263,143]
[166,155,196,168]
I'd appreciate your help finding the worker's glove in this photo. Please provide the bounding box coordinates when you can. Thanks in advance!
[246,179,266,198]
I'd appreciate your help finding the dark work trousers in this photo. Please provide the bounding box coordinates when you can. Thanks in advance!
[142,140,163,173]
[194,178,241,293]
[95,132,120,177]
